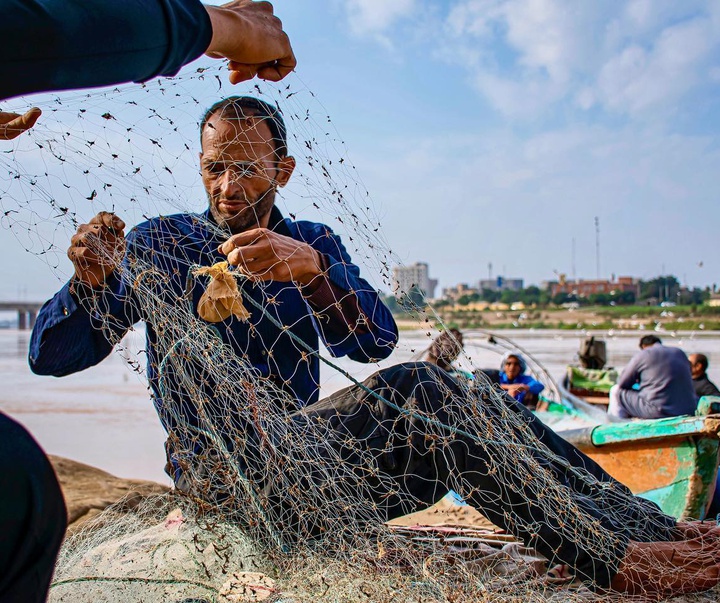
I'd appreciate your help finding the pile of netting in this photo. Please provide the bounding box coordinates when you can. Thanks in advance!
[0,67,709,602]
[52,493,597,602]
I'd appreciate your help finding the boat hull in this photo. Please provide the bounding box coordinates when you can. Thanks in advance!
[556,413,720,519]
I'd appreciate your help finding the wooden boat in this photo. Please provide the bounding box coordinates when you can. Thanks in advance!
[463,330,720,520]
[541,394,720,519]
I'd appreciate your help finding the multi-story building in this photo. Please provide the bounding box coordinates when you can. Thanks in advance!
[392,262,438,298]
[442,283,479,301]
[478,276,524,292]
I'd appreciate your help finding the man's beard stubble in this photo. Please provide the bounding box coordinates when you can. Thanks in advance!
[209,185,276,234]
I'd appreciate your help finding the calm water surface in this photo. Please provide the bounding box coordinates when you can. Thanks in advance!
[3,327,720,483]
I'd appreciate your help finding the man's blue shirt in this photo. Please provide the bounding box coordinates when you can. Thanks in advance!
[30,208,398,427]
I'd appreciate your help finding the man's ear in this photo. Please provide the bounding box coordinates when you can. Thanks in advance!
[274,155,296,188]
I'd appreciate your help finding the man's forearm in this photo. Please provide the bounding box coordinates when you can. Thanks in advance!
[304,254,368,337]
[29,271,139,376]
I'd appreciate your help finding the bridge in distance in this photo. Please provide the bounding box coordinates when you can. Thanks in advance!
[0,301,44,329]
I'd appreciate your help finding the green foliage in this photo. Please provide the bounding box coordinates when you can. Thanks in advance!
[457,292,481,306]
[639,275,680,301]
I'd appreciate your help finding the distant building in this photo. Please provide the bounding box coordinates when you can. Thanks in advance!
[550,275,638,297]
[479,276,524,292]
[442,283,479,301]
[706,294,720,308]
[392,262,437,299]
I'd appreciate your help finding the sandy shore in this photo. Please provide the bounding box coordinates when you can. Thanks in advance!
[50,455,169,533]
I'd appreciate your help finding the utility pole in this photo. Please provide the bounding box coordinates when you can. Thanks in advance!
[594,217,600,280]
[571,237,576,282]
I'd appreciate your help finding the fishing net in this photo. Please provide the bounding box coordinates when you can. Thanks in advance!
[1,66,716,602]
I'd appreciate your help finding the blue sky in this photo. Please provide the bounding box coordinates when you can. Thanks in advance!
[2,0,720,300]
[266,0,720,292]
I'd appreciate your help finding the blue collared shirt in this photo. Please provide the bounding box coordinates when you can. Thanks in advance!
[30,208,398,431]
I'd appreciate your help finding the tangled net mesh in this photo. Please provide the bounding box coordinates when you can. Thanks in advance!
[0,66,709,602]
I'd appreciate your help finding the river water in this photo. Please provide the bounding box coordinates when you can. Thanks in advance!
[3,327,720,484]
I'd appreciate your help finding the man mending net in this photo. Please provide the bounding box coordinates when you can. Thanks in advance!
[28,96,720,600]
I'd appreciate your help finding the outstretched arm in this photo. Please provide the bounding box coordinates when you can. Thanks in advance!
[1,0,295,100]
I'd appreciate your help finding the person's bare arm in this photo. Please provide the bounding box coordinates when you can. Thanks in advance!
[1,0,294,101]
[205,1,296,83]
[500,383,530,396]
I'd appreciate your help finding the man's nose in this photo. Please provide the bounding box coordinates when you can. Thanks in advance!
[218,167,245,198]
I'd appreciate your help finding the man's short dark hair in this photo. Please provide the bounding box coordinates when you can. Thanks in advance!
[639,335,662,349]
[200,96,287,158]
[428,328,464,367]
[693,353,709,371]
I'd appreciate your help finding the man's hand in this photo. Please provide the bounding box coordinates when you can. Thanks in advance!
[205,1,296,83]
[502,383,530,396]
[0,108,42,140]
[68,212,126,288]
[219,228,322,288]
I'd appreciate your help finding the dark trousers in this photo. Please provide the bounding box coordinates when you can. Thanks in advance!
[0,413,67,603]
[284,363,676,588]
[177,362,677,589]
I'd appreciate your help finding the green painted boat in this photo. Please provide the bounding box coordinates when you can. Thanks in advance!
[465,330,720,520]
[534,390,720,520]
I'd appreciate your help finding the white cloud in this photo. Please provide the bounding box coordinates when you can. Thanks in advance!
[595,17,718,114]
[345,0,418,36]
[440,0,720,119]
[471,71,566,118]
[355,121,720,287]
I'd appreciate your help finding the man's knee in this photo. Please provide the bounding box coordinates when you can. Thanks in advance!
[608,385,628,419]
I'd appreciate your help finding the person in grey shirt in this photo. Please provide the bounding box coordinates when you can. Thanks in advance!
[608,335,697,419]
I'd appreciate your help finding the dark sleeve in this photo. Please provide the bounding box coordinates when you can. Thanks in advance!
[697,378,720,398]
[617,352,642,389]
[0,0,212,100]
[304,228,398,363]
[28,230,146,376]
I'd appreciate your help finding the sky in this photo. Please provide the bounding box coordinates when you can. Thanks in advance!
[2,0,720,300]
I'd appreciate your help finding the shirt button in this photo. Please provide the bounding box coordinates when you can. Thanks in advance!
[62,307,69,316]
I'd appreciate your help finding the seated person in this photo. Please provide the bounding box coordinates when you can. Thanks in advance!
[499,352,545,408]
[424,328,465,376]
[689,353,720,398]
[608,335,696,420]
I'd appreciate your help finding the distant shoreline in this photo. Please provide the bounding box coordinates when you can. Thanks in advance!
[396,320,720,336]
[394,304,720,333]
